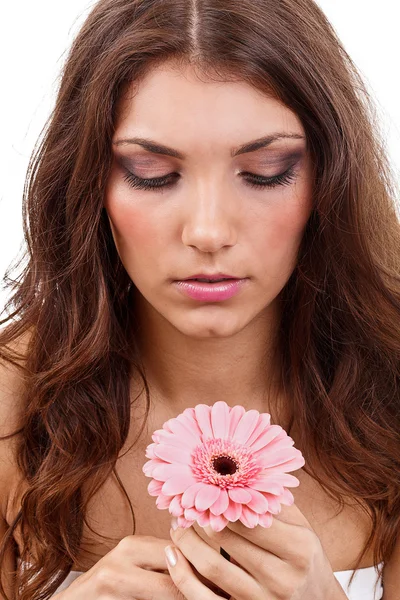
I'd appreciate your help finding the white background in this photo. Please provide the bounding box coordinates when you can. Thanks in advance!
[1,1,399,313]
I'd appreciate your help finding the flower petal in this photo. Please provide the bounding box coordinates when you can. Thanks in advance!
[156,494,174,509]
[228,488,252,503]
[246,413,271,446]
[155,429,196,449]
[260,472,300,487]
[209,513,229,532]
[263,493,281,513]
[240,505,259,528]
[255,435,294,460]
[197,510,211,527]
[250,424,283,452]
[194,404,213,439]
[194,485,221,511]
[233,410,260,445]
[162,473,197,495]
[152,462,193,482]
[154,444,193,464]
[251,479,285,495]
[181,482,205,508]
[211,401,230,439]
[147,479,163,496]
[260,453,305,473]
[151,429,164,443]
[163,419,175,433]
[183,407,203,438]
[261,431,294,453]
[278,488,295,506]
[145,443,157,458]
[224,500,243,521]
[228,405,246,438]
[142,458,165,476]
[177,410,203,434]
[177,515,194,528]
[209,488,229,516]
[168,416,202,447]
[169,495,185,517]
[247,489,269,514]
[184,506,205,521]
[258,512,274,528]
[257,448,301,469]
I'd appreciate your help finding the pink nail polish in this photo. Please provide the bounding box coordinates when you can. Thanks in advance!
[165,545,178,567]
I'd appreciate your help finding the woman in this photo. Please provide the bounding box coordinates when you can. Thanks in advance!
[0,0,399,598]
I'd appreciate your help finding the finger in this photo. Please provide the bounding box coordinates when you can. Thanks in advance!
[170,525,261,600]
[165,544,225,600]
[103,566,189,600]
[272,501,313,529]
[201,521,286,583]
[220,506,314,561]
[115,535,175,572]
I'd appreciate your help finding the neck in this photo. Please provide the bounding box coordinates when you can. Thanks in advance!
[130,292,287,422]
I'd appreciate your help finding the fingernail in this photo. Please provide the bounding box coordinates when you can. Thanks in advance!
[165,545,178,567]
[171,516,179,530]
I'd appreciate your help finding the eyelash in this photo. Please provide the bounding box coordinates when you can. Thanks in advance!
[122,166,297,193]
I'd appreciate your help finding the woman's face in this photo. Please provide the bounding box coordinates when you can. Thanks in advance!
[104,62,314,339]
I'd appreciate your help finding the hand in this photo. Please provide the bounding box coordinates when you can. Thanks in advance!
[166,503,349,599]
[54,534,189,599]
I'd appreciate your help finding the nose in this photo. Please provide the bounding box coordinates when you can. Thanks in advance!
[181,184,238,253]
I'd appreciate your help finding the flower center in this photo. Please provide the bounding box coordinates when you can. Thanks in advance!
[191,437,262,489]
[212,454,238,475]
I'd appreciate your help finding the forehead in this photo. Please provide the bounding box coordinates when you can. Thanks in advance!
[114,62,304,145]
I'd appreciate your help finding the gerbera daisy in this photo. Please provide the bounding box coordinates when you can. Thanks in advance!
[143,400,305,532]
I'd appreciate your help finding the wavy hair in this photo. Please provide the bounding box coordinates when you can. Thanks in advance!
[0,0,399,598]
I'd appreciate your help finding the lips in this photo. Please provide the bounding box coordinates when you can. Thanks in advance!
[173,278,249,302]
[180,273,238,282]
[187,277,235,283]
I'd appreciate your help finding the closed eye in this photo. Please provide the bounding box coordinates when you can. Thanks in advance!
[122,165,297,193]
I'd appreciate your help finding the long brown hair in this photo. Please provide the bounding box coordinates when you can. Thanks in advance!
[1,0,399,598]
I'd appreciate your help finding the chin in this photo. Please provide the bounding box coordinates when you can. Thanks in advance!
[171,312,248,339]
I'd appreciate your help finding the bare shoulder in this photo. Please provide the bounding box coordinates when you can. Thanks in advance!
[0,326,32,600]
[0,327,32,433]
[381,535,400,599]
[0,327,33,517]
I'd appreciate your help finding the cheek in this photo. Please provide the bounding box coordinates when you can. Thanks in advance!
[116,208,156,254]
[107,205,164,286]
[270,206,307,248]
[256,195,312,267]
[105,191,161,264]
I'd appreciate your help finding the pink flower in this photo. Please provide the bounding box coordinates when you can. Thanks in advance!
[143,400,305,532]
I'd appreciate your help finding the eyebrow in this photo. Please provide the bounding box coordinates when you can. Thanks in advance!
[112,132,306,159]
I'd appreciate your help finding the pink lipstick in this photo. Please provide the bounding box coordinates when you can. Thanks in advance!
[173,278,249,302]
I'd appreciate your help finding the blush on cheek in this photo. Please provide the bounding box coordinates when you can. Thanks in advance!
[108,201,158,255]
[104,170,161,253]
[106,203,162,286]
[267,205,308,252]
